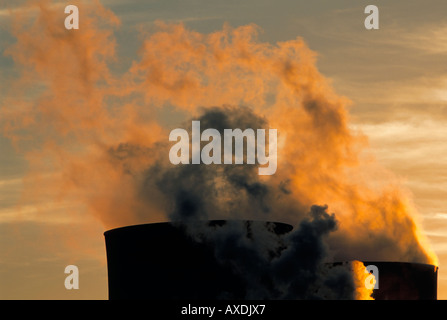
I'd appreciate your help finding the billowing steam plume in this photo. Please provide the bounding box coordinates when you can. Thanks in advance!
[1,0,437,299]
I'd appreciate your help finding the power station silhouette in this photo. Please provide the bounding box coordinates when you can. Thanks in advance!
[104,220,437,300]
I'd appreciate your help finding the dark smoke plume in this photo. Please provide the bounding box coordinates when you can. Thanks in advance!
[136,106,362,299]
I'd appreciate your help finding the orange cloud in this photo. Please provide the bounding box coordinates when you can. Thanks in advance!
[1,0,437,269]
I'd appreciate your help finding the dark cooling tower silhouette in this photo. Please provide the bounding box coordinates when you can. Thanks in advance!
[104,220,292,299]
[104,220,438,300]
[362,261,438,300]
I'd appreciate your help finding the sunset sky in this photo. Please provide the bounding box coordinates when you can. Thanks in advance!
[1,0,447,299]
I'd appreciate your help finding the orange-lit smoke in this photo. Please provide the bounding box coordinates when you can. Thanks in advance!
[351,261,375,300]
[1,0,438,272]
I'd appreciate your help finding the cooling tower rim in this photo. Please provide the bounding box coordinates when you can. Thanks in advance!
[103,222,439,271]
[331,260,439,270]
[104,219,294,236]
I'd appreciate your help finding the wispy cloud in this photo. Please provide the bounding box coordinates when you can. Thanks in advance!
[0,202,87,224]
[0,177,22,187]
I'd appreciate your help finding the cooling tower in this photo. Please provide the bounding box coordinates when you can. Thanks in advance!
[104,220,292,299]
[361,261,438,300]
[104,220,438,300]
